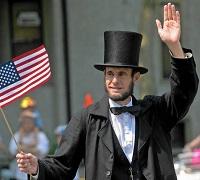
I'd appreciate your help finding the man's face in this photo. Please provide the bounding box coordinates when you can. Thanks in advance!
[104,67,140,103]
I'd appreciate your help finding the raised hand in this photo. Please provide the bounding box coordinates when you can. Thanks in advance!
[16,151,38,175]
[156,3,184,58]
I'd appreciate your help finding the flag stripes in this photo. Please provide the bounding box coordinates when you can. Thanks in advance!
[0,45,51,107]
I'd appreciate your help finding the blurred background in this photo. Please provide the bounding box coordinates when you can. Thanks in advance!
[0,0,200,179]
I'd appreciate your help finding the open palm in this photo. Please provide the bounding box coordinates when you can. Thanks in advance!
[156,3,181,45]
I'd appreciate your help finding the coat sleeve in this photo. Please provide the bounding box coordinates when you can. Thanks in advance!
[153,48,199,132]
[36,109,87,180]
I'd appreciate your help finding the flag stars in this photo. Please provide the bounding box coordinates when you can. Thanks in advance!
[0,61,20,89]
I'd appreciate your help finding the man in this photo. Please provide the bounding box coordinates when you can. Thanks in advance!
[16,3,198,180]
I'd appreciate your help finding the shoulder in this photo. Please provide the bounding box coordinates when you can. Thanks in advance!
[140,95,162,105]
[72,95,109,119]
[137,95,168,114]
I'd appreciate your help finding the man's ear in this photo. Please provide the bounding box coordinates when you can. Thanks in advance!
[133,72,140,81]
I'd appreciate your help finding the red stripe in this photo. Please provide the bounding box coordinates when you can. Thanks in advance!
[17,58,49,74]
[0,75,51,108]
[0,66,50,96]
[0,70,51,102]
[15,51,47,67]
[19,63,50,80]
[12,44,45,61]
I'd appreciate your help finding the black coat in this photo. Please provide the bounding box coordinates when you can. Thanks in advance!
[36,50,199,180]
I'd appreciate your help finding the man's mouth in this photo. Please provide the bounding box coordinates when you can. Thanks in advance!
[109,87,122,92]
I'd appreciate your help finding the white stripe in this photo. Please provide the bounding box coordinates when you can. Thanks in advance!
[19,58,49,77]
[0,63,50,93]
[0,68,51,100]
[0,72,51,107]
[14,48,46,65]
[16,54,48,71]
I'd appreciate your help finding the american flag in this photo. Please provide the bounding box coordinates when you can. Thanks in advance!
[0,45,51,107]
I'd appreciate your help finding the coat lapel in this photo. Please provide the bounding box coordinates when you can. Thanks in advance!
[98,120,114,153]
[90,95,114,153]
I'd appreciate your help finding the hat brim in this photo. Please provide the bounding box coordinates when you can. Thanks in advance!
[94,64,148,74]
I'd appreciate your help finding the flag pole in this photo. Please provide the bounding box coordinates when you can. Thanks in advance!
[0,107,21,151]
[0,107,33,180]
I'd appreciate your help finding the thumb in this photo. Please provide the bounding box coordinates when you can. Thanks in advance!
[155,19,162,33]
[27,153,35,160]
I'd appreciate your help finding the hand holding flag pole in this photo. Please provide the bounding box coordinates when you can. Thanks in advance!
[0,45,51,178]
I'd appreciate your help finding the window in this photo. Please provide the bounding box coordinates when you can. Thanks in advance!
[10,0,43,56]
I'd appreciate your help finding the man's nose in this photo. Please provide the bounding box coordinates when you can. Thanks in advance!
[111,75,119,83]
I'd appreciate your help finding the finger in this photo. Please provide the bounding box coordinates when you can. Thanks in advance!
[17,157,29,165]
[167,3,172,20]
[27,153,36,162]
[16,153,24,160]
[18,165,30,174]
[27,153,33,158]
[164,5,168,21]
[17,158,32,173]
[18,167,29,173]
[156,19,162,31]
[171,4,177,21]
[16,152,29,160]
[176,10,180,25]
[18,162,28,168]
[20,151,25,155]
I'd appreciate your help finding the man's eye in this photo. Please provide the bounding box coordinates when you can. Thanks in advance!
[107,72,113,76]
[118,72,126,77]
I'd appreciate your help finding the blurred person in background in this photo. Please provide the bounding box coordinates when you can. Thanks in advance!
[20,96,44,130]
[0,135,6,152]
[54,125,67,145]
[9,110,49,180]
[0,135,12,179]
[184,135,200,152]
[183,135,200,166]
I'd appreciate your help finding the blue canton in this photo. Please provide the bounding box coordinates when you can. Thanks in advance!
[0,61,20,90]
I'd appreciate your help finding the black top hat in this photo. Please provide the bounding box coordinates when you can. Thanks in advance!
[94,31,148,74]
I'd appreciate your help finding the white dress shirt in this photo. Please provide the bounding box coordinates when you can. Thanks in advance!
[109,98,136,163]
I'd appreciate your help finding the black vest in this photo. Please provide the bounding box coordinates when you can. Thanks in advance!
[111,118,145,180]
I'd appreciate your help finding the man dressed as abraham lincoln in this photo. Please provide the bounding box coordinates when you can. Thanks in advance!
[16,2,198,180]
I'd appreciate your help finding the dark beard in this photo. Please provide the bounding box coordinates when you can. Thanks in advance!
[104,82,134,101]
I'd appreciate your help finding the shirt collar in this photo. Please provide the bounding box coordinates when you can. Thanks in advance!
[109,97,132,108]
